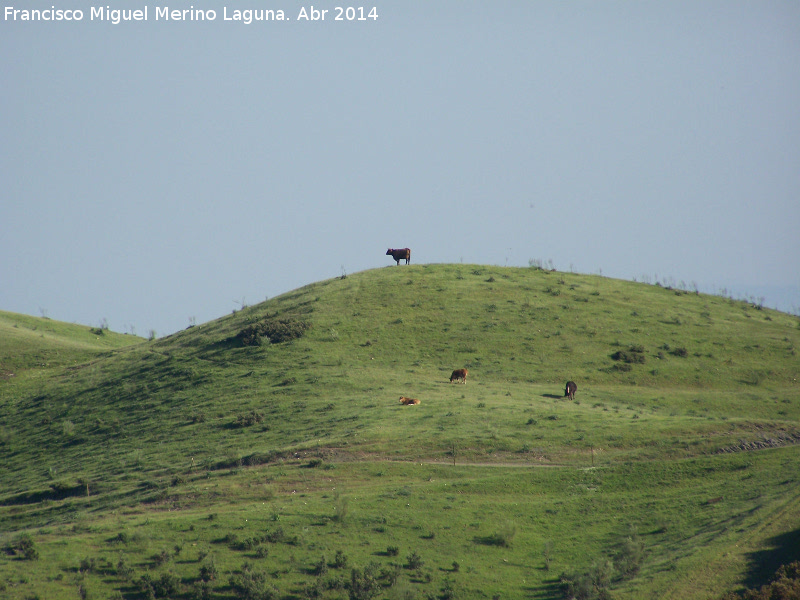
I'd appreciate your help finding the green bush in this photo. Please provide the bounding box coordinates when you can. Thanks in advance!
[348,563,381,600]
[138,572,179,599]
[116,557,134,580]
[614,535,645,578]
[232,410,264,428]
[237,317,310,346]
[720,561,800,600]
[199,558,218,581]
[3,534,38,560]
[229,563,277,600]
[313,556,328,576]
[79,556,97,573]
[559,560,614,600]
[611,345,646,364]
[476,522,517,547]
[332,550,349,569]
[405,551,424,570]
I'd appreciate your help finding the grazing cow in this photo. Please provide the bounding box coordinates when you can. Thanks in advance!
[449,368,468,384]
[386,248,411,265]
[399,396,420,405]
[565,381,577,401]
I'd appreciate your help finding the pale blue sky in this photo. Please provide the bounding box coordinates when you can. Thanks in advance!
[2,1,799,336]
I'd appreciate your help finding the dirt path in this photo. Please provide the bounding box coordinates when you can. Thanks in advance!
[401,460,567,468]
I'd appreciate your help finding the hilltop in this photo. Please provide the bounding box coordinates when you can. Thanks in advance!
[1,265,798,600]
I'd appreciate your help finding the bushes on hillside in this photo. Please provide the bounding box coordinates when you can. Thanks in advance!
[237,317,310,347]
[2,533,38,560]
[229,563,278,600]
[611,345,646,364]
[720,561,800,600]
[232,410,265,428]
[559,532,646,600]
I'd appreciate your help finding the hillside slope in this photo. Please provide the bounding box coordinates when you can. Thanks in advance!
[0,310,142,373]
[1,265,798,600]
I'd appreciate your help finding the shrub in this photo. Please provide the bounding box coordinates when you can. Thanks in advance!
[386,546,399,556]
[611,346,646,364]
[138,572,179,599]
[229,565,277,600]
[232,410,264,428]
[266,527,286,544]
[614,535,645,578]
[153,548,171,566]
[332,550,349,569]
[199,558,218,582]
[313,556,328,576]
[116,557,134,580]
[483,522,517,547]
[559,560,614,600]
[191,581,213,600]
[79,557,97,573]
[720,560,800,600]
[349,563,381,600]
[154,572,180,598]
[3,534,38,560]
[333,493,349,523]
[112,531,130,544]
[237,317,310,346]
[405,551,424,570]
[671,347,689,358]
[380,565,401,587]
[302,578,324,599]
[441,578,457,600]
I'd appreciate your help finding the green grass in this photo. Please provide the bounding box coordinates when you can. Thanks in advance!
[1,264,798,599]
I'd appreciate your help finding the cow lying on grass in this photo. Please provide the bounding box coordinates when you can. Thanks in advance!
[449,368,468,384]
[399,396,420,405]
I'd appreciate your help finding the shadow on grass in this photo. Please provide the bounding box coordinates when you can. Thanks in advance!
[541,394,564,400]
[524,579,563,600]
[473,535,511,547]
[742,528,800,589]
[0,482,88,506]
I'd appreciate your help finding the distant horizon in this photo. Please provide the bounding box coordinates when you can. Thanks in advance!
[7,263,798,338]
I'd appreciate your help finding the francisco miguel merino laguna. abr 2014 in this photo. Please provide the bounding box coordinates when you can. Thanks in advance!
[4,6,291,24]
[5,5,379,23]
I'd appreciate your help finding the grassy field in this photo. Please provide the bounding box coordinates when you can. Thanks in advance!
[1,264,798,600]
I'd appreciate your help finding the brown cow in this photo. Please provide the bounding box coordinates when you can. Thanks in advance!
[564,381,577,401]
[399,396,420,405]
[449,368,468,384]
[386,248,411,265]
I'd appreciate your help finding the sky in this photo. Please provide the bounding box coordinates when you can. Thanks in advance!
[2,1,799,336]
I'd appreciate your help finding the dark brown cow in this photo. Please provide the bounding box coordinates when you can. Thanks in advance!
[399,396,420,405]
[565,381,577,401]
[449,368,468,384]
[386,248,411,265]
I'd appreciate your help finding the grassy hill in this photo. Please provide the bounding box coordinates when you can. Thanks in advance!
[1,264,798,600]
